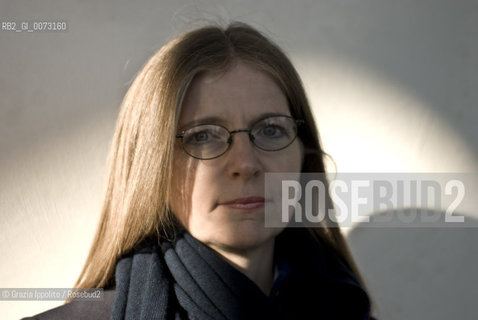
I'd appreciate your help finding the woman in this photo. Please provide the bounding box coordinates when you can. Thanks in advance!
[24,22,374,319]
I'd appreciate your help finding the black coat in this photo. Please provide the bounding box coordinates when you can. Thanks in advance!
[21,289,116,320]
[22,228,375,319]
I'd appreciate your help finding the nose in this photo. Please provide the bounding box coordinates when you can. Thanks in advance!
[225,131,263,179]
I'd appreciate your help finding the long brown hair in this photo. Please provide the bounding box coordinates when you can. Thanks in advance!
[73,21,369,300]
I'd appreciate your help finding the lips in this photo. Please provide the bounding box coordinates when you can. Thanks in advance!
[220,197,265,210]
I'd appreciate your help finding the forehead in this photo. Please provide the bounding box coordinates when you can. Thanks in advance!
[178,61,290,128]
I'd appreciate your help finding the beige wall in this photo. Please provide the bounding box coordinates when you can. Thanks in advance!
[1,0,477,319]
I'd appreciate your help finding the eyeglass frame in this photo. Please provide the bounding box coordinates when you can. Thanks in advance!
[175,115,304,160]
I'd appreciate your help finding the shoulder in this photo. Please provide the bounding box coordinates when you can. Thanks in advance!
[20,289,115,320]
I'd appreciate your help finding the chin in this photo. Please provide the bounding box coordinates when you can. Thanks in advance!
[205,223,283,253]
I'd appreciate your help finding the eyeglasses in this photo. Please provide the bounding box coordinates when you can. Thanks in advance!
[176,115,304,160]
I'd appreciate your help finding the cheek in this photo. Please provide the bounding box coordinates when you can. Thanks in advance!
[274,140,304,172]
[188,166,222,212]
[169,149,195,225]
[297,139,305,169]
[169,151,219,227]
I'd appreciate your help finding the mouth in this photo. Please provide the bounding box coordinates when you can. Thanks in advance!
[220,196,266,210]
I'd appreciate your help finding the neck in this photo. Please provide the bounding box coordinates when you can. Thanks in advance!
[210,238,276,295]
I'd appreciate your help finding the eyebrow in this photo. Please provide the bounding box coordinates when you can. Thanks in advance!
[178,112,291,132]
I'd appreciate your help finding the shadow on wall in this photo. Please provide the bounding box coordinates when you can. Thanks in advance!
[347,209,478,320]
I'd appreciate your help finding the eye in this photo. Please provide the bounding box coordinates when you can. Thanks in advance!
[184,130,213,145]
[183,125,228,146]
[261,125,282,137]
[193,131,209,142]
[255,123,290,140]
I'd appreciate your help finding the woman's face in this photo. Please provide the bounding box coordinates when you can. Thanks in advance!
[169,60,303,253]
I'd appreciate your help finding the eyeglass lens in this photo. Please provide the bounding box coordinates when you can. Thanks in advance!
[180,116,299,160]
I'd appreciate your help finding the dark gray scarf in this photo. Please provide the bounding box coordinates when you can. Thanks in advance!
[110,228,372,320]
